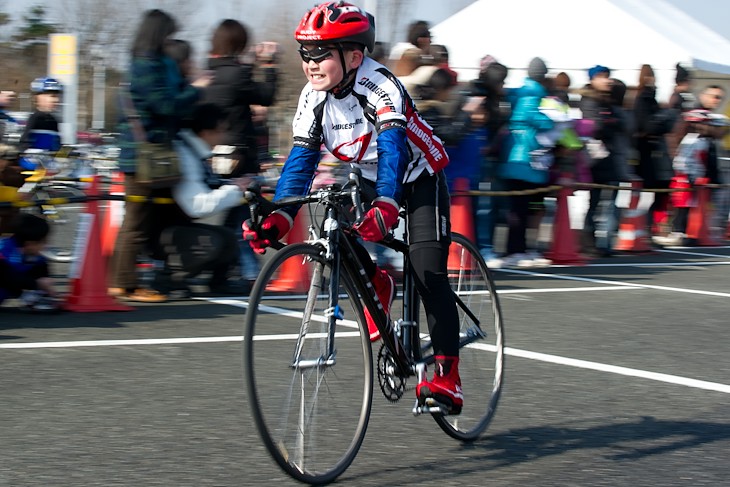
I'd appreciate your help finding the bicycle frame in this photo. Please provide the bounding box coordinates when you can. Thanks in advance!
[249,174,487,382]
[311,197,486,383]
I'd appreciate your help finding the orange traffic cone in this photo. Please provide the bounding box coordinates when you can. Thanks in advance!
[544,183,586,265]
[101,171,125,258]
[64,175,133,312]
[614,179,652,252]
[266,209,311,293]
[686,177,719,246]
[448,177,476,270]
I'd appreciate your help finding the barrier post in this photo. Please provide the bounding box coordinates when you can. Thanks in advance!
[63,175,133,312]
[101,171,125,258]
[686,177,719,246]
[614,179,652,252]
[448,177,476,270]
[266,208,311,293]
[544,179,586,265]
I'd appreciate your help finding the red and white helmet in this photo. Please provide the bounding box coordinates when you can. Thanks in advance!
[295,1,375,52]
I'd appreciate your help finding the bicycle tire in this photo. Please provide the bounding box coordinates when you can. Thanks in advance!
[432,232,505,441]
[243,243,373,484]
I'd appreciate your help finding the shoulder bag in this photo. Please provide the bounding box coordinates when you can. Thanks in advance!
[119,85,181,188]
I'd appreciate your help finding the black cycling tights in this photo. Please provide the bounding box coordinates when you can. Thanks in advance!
[352,238,459,357]
[409,240,460,357]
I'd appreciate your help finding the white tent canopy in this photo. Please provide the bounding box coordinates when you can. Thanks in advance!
[430,0,730,103]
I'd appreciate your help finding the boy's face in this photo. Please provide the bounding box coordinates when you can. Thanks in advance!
[299,44,363,92]
[36,92,60,112]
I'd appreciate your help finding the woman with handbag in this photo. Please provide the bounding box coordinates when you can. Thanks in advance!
[109,9,211,303]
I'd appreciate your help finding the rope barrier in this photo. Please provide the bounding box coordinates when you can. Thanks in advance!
[459,180,730,197]
[3,178,730,209]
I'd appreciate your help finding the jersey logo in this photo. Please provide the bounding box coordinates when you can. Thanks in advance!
[405,105,448,171]
[331,132,373,162]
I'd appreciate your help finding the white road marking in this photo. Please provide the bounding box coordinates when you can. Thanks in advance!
[575,260,730,268]
[499,268,730,298]
[505,347,730,394]
[2,332,728,395]
[498,285,641,294]
[0,336,244,348]
[655,248,730,259]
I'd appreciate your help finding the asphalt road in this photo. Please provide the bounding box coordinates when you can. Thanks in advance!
[2,245,730,486]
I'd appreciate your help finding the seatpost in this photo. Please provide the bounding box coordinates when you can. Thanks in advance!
[397,229,421,363]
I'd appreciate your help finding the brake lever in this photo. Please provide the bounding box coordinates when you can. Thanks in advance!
[244,181,263,234]
[348,167,365,224]
[243,181,285,251]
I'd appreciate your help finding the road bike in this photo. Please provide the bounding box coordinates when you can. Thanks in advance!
[242,169,505,484]
[17,146,118,263]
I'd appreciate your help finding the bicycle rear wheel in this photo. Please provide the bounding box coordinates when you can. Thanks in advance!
[243,243,373,484]
[433,232,504,441]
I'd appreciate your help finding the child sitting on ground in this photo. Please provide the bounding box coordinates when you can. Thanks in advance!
[0,213,60,311]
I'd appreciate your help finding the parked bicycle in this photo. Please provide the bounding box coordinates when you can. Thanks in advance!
[18,149,92,262]
[242,168,505,484]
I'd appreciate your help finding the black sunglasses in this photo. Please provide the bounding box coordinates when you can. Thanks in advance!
[298,46,334,63]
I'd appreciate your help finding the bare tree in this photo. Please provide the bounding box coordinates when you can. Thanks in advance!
[0,1,11,40]
[52,0,202,129]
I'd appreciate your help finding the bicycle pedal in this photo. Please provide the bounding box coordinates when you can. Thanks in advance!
[412,397,450,416]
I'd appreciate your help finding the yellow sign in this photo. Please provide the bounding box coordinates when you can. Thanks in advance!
[49,34,77,77]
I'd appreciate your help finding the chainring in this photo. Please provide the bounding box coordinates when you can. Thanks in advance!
[377,342,407,402]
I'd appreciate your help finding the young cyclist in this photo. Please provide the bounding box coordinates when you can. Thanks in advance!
[19,77,63,153]
[242,1,463,413]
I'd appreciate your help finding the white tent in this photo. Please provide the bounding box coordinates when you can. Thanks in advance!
[430,0,730,104]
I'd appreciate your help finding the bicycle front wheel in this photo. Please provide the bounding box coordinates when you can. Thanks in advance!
[243,243,373,484]
[433,232,505,441]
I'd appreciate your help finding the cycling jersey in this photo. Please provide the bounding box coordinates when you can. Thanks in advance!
[275,57,448,204]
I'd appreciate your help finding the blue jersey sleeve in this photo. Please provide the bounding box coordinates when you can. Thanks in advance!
[273,145,321,217]
[375,127,408,203]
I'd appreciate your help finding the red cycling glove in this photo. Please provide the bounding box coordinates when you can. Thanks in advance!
[242,210,293,254]
[354,197,399,242]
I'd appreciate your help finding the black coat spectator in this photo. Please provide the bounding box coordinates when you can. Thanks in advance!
[203,19,277,177]
[633,65,675,188]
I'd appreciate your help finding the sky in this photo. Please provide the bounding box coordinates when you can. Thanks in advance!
[3,0,729,72]
[3,0,729,46]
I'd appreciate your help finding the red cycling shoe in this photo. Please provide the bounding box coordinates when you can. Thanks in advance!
[416,356,463,415]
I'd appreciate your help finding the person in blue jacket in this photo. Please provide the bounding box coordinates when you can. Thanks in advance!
[498,57,554,268]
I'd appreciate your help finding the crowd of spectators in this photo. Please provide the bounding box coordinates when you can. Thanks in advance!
[2,11,730,311]
[387,20,730,268]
